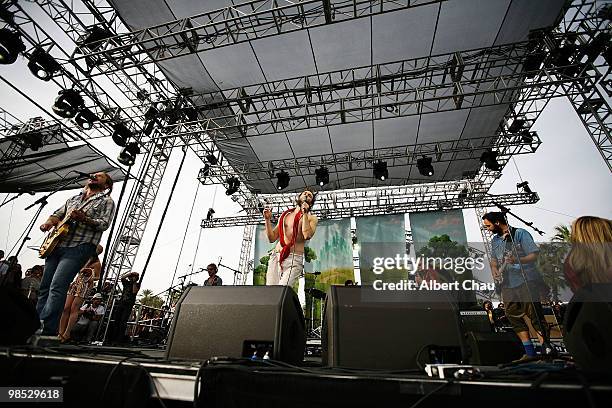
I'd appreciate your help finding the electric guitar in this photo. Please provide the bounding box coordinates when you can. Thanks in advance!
[38,195,100,258]
[493,228,517,294]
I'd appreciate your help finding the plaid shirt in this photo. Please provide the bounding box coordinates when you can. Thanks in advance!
[52,191,115,248]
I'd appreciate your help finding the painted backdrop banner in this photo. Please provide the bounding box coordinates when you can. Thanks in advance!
[356,214,406,284]
[253,225,274,285]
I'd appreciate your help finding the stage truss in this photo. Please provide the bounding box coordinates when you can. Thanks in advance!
[1,0,610,290]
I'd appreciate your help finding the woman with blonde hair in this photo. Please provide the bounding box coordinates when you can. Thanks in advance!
[58,244,104,342]
[564,216,612,292]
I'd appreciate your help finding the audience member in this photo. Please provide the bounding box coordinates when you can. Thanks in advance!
[109,271,140,344]
[0,256,22,288]
[71,293,105,343]
[58,245,104,342]
[564,216,612,292]
[21,265,44,305]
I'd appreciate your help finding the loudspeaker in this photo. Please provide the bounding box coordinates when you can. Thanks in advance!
[459,310,493,333]
[0,287,39,345]
[465,331,524,365]
[166,285,306,364]
[563,284,612,372]
[322,286,463,369]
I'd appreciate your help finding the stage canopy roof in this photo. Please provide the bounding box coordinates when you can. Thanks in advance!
[110,0,565,193]
[0,123,125,193]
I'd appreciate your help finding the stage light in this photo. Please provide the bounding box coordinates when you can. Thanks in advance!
[112,122,132,147]
[22,131,44,151]
[74,108,98,130]
[81,25,113,51]
[0,29,25,65]
[522,53,546,77]
[417,156,434,177]
[118,142,139,166]
[206,153,218,165]
[52,89,84,118]
[276,170,290,190]
[225,176,240,195]
[480,150,501,171]
[458,189,469,200]
[27,48,60,81]
[373,160,388,181]
[315,166,329,187]
[508,117,526,133]
[206,208,215,220]
[520,131,534,144]
[516,181,532,194]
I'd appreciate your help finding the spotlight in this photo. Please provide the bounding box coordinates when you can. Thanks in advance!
[199,164,210,180]
[206,153,218,165]
[74,108,98,130]
[522,53,546,77]
[516,181,532,194]
[27,48,60,81]
[508,117,526,133]
[0,29,25,65]
[117,142,139,166]
[520,130,534,144]
[112,122,132,147]
[81,25,114,51]
[276,170,290,190]
[458,189,469,200]
[206,208,215,220]
[22,131,44,151]
[373,160,388,181]
[225,176,240,195]
[416,156,434,177]
[315,166,329,187]
[480,150,501,171]
[52,89,84,118]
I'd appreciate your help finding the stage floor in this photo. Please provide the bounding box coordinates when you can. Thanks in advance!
[1,343,610,408]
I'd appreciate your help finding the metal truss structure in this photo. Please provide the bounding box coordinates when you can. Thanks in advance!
[2,0,610,290]
[69,0,448,74]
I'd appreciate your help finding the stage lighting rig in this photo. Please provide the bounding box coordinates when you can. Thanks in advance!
[112,122,132,147]
[0,29,25,65]
[80,25,114,52]
[118,142,139,166]
[225,176,241,195]
[74,108,98,130]
[199,164,210,183]
[276,170,290,190]
[373,160,388,181]
[206,208,215,220]
[22,131,44,151]
[52,89,84,118]
[480,150,501,171]
[417,156,434,177]
[27,48,60,81]
[315,166,329,187]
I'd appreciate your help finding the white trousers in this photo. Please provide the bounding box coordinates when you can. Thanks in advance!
[266,251,303,287]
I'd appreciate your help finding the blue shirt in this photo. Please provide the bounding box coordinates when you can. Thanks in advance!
[491,227,540,289]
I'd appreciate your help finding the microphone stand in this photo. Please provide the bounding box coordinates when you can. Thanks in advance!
[494,203,545,236]
[10,173,86,261]
[218,262,241,285]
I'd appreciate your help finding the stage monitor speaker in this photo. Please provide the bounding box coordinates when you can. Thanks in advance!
[465,331,524,365]
[459,310,493,334]
[323,286,463,369]
[166,286,306,364]
[563,284,612,373]
[0,287,39,345]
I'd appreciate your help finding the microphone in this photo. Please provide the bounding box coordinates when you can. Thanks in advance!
[75,171,96,180]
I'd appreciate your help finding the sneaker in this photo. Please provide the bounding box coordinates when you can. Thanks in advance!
[512,354,538,363]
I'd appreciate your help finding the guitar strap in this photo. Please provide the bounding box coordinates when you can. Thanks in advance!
[62,192,106,222]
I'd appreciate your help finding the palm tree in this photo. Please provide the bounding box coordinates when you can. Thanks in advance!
[139,289,164,309]
[552,224,571,242]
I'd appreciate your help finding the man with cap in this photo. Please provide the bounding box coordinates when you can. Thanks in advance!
[71,293,105,342]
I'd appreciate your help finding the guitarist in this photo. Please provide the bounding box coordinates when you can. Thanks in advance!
[37,172,115,336]
[482,211,553,360]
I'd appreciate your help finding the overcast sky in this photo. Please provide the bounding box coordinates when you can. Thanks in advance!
[1,2,610,298]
